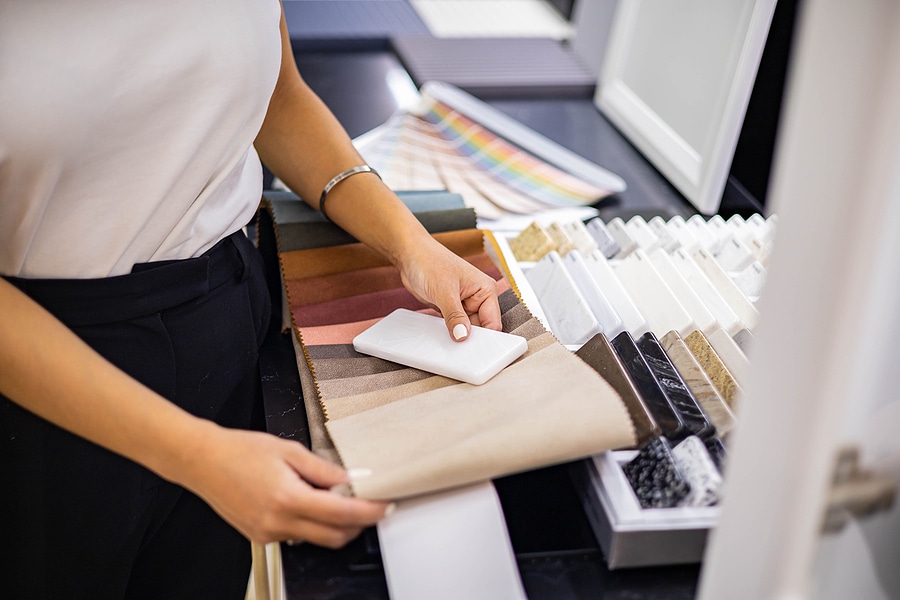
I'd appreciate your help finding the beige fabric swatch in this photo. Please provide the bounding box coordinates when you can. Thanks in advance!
[324,374,460,421]
[509,317,549,342]
[326,340,636,500]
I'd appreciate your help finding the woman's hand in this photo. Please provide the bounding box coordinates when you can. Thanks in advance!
[396,236,502,341]
[186,424,391,548]
[255,7,502,342]
[0,279,390,549]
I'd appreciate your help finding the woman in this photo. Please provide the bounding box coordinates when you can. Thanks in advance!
[0,1,501,598]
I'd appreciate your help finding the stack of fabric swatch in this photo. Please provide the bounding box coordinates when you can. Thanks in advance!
[263,194,637,501]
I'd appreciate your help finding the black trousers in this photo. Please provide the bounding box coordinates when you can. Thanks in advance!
[1,231,272,600]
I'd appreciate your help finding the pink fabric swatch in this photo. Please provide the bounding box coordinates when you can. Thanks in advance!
[298,308,441,346]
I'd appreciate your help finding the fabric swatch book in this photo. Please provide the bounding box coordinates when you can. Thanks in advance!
[259,198,638,501]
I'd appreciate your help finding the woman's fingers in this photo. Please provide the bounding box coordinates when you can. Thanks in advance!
[191,428,391,546]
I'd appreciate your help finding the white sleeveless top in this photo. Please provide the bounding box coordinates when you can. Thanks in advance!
[0,0,282,278]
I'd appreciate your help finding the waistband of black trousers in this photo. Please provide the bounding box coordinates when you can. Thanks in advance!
[3,231,256,327]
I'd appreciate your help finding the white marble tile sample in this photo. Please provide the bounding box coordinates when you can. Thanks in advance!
[525,251,601,345]
[649,248,717,335]
[612,249,696,337]
[691,248,761,331]
[606,217,638,258]
[665,215,702,254]
[668,248,743,336]
[626,215,662,253]
[581,250,649,337]
[585,218,620,259]
[562,250,625,338]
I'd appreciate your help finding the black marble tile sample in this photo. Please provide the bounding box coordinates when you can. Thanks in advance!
[623,437,691,509]
[636,332,715,440]
[611,331,687,441]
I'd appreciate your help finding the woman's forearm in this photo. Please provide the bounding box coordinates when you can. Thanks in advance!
[253,13,435,269]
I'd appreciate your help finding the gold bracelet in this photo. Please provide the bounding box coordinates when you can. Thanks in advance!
[318,165,381,222]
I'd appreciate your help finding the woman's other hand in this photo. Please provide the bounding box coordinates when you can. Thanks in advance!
[187,424,392,548]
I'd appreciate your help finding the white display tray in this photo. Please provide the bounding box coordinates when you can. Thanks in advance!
[488,228,721,569]
[572,451,718,569]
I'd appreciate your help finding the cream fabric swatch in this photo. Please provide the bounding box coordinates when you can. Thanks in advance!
[326,339,636,500]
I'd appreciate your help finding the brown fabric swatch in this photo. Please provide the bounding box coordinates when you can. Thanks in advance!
[280,228,487,280]
[501,302,534,334]
[285,252,502,308]
[287,263,403,308]
[285,253,502,306]
[498,287,521,314]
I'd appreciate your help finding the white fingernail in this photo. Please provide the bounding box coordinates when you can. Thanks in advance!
[384,502,397,518]
[347,467,373,480]
[453,324,467,340]
[330,483,353,497]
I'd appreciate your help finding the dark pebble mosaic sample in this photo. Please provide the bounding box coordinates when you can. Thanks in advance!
[623,437,692,509]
